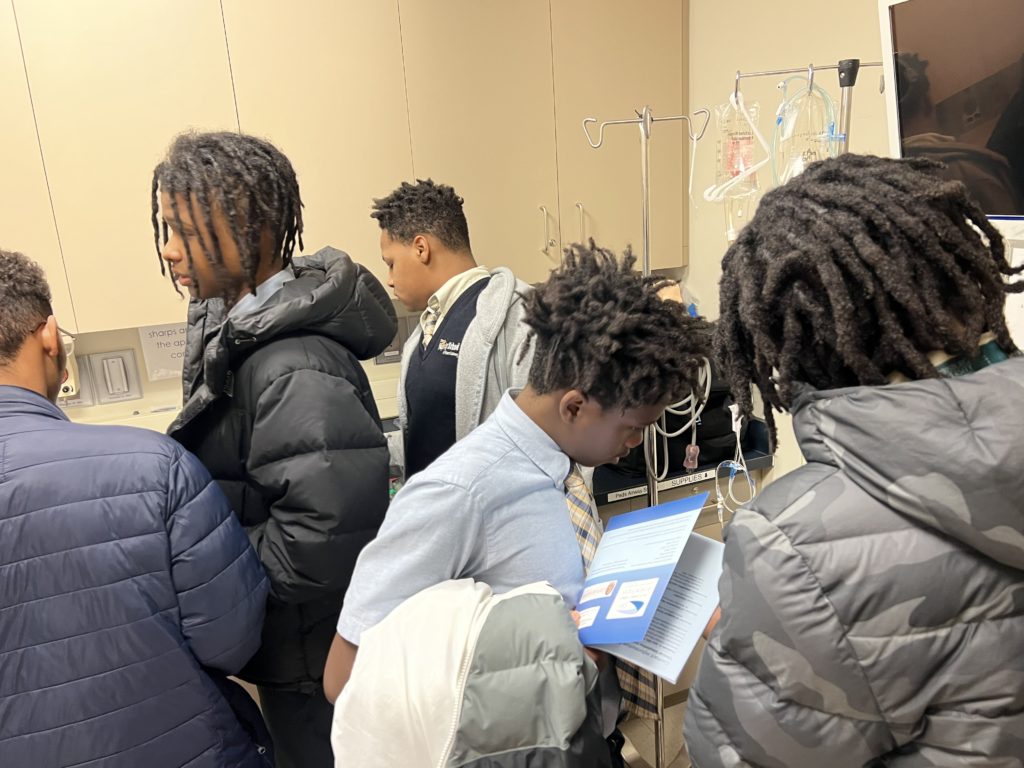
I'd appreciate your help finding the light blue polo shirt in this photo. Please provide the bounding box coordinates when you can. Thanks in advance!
[337,391,586,645]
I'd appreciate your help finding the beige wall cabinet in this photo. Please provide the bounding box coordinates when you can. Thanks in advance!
[398,0,563,285]
[0,3,75,330]
[7,0,691,335]
[550,0,689,270]
[15,0,238,333]
[221,0,414,288]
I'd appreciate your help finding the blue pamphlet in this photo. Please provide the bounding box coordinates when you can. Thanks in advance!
[576,493,708,647]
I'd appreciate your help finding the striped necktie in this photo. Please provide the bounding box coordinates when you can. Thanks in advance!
[420,301,440,349]
[564,463,660,720]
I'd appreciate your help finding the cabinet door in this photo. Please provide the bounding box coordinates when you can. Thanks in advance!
[15,0,238,332]
[0,3,75,329]
[399,0,561,284]
[221,0,413,288]
[551,0,688,270]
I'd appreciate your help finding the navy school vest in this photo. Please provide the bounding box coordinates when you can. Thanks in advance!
[404,277,491,478]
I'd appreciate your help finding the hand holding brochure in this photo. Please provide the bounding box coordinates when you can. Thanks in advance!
[575,494,724,683]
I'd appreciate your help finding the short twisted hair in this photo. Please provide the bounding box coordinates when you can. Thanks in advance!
[716,153,1023,443]
[371,179,471,252]
[0,249,52,365]
[523,240,712,410]
[151,131,304,297]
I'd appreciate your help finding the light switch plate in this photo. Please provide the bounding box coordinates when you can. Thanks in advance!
[86,349,143,404]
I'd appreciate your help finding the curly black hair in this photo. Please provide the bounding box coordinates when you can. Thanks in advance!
[370,179,471,252]
[151,131,304,298]
[0,249,52,365]
[522,240,712,410]
[716,153,1024,444]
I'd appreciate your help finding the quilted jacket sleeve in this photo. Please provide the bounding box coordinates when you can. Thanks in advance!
[246,368,389,605]
[166,447,269,674]
[684,508,894,768]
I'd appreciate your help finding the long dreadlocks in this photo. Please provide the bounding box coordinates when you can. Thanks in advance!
[716,153,1024,444]
[151,131,304,299]
[523,240,712,410]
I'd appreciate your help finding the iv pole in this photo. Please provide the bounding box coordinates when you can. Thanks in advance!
[583,104,709,768]
[733,58,883,151]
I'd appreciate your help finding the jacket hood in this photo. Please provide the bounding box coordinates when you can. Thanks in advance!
[791,356,1024,571]
[221,246,396,360]
[174,247,395,424]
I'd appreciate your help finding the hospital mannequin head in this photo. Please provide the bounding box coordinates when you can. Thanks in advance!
[516,241,712,468]
[151,132,304,307]
[371,179,476,312]
[0,250,69,403]
[716,153,1024,444]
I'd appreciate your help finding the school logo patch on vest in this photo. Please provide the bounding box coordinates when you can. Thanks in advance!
[437,338,462,358]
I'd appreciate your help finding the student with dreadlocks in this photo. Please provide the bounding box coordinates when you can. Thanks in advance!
[371,179,532,479]
[324,241,712,763]
[152,131,397,768]
[685,154,1024,767]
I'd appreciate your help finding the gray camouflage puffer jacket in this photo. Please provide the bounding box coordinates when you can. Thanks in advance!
[685,357,1024,767]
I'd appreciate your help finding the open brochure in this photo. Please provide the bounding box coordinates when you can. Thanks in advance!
[576,495,724,683]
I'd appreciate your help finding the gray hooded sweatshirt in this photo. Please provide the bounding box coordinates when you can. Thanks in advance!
[685,357,1024,767]
[397,266,533,442]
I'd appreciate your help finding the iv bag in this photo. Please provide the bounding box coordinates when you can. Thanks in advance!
[715,100,761,194]
[714,101,761,241]
[771,77,838,185]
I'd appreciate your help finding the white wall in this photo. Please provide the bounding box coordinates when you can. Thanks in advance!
[687,1,892,476]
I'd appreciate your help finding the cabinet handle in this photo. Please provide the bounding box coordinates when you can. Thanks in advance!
[539,205,556,255]
[575,202,585,242]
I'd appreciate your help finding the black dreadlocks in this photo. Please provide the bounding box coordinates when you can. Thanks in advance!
[151,131,303,298]
[716,153,1024,445]
[523,240,712,410]
[370,179,471,252]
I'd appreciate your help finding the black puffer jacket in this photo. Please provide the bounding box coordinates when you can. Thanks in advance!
[169,247,396,690]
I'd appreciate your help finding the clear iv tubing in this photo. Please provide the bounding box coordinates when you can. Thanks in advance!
[688,127,700,208]
[714,425,756,528]
[770,76,837,186]
[644,358,713,481]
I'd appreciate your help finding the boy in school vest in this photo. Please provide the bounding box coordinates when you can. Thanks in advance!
[371,179,533,478]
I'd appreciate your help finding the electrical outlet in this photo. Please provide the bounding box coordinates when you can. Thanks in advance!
[59,354,96,408]
[59,353,81,398]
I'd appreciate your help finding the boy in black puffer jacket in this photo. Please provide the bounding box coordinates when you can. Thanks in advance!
[152,131,396,768]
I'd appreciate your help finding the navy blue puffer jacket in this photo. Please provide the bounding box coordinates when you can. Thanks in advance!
[0,385,270,768]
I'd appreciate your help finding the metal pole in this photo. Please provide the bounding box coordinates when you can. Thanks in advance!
[837,59,862,154]
[637,105,667,768]
[638,107,659,512]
